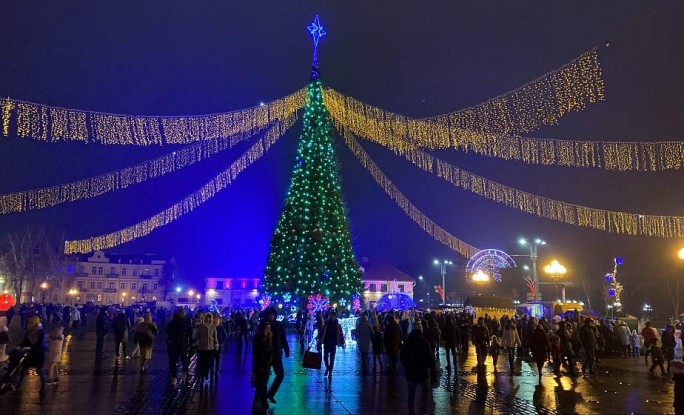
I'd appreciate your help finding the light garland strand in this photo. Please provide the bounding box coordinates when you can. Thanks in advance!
[327,87,684,172]
[343,131,479,258]
[0,118,288,214]
[2,87,306,145]
[392,144,684,238]
[63,115,296,254]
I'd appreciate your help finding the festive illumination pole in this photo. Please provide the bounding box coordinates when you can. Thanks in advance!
[263,15,362,304]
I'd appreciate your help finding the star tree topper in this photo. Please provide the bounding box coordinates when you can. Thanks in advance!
[307,14,326,48]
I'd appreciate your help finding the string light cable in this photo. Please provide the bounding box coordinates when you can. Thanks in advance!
[0,120,291,214]
[342,131,480,258]
[1,87,307,145]
[63,115,297,254]
[380,140,684,238]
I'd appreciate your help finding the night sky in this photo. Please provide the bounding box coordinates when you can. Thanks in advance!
[1,1,683,316]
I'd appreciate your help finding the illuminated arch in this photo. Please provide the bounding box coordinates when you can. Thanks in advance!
[465,249,516,282]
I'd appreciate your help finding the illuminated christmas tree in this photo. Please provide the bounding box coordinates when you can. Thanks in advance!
[263,15,361,303]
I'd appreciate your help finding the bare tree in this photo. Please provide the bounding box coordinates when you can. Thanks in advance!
[664,276,681,323]
[0,227,64,303]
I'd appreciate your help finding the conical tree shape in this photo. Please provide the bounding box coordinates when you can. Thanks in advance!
[264,80,361,304]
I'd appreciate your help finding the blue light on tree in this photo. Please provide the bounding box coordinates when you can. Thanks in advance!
[307,14,326,48]
[615,257,624,266]
[282,292,292,303]
[375,293,416,312]
[608,289,616,297]
[605,273,614,283]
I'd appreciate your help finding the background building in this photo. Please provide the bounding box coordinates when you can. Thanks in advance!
[43,250,175,305]
[204,276,261,308]
[360,257,415,308]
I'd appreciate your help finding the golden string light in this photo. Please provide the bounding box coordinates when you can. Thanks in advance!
[3,87,306,145]
[0,116,295,214]
[343,131,479,258]
[361,137,684,238]
[63,115,296,254]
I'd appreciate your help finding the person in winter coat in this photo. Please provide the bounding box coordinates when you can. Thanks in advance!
[579,318,597,376]
[194,313,218,382]
[547,330,563,377]
[14,316,48,391]
[642,321,658,363]
[137,314,158,372]
[471,317,490,370]
[355,315,374,375]
[663,325,676,373]
[70,305,81,330]
[95,307,109,360]
[371,325,384,374]
[319,310,345,377]
[442,315,458,371]
[166,308,192,384]
[631,329,641,358]
[46,326,64,384]
[400,321,437,415]
[557,321,576,377]
[489,335,501,370]
[501,320,522,374]
[264,307,290,403]
[649,338,667,377]
[458,316,471,356]
[617,322,631,357]
[113,309,131,360]
[251,321,273,414]
[383,312,402,374]
[531,325,550,382]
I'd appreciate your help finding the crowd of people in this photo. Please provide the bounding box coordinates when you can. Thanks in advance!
[3,302,684,414]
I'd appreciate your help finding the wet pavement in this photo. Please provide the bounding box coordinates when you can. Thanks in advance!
[0,324,678,414]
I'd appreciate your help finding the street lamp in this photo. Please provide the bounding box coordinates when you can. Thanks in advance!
[472,270,490,284]
[544,259,567,302]
[68,289,78,305]
[679,247,684,260]
[40,281,48,303]
[434,260,453,306]
[519,238,546,300]
[121,291,127,305]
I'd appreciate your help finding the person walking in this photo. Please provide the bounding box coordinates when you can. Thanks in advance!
[458,315,471,356]
[251,321,273,414]
[442,315,458,372]
[212,313,227,376]
[95,307,109,360]
[557,321,576,377]
[502,320,521,374]
[70,304,81,330]
[371,325,384,374]
[489,335,501,372]
[530,325,549,382]
[129,317,144,358]
[113,309,131,360]
[166,308,192,385]
[663,325,676,374]
[400,320,437,415]
[617,321,631,357]
[649,338,667,378]
[355,315,374,375]
[194,313,218,383]
[13,316,48,392]
[631,329,641,358]
[264,307,290,404]
[137,314,158,372]
[319,311,345,377]
[471,317,490,370]
[383,312,402,375]
[642,322,658,364]
[579,318,597,377]
[46,326,64,384]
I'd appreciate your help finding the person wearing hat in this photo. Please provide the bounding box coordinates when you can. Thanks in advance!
[263,306,289,404]
[113,308,131,360]
[13,315,48,391]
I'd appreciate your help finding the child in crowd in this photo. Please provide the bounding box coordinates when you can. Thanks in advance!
[46,326,65,384]
[371,325,384,375]
[631,329,641,358]
[489,335,500,371]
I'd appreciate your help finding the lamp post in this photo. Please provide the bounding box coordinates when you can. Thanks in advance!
[544,259,567,302]
[434,260,453,306]
[519,238,546,300]
[40,281,48,303]
[418,275,430,307]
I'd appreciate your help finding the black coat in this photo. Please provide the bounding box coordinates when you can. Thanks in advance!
[269,319,290,361]
[166,316,192,353]
[96,312,108,336]
[21,328,45,368]
[400,330,436,382]
[113,314,130,343]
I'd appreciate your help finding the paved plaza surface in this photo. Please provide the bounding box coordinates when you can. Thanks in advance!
[0,323,678,414]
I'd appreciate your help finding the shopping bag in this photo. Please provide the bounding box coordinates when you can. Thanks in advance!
[302,348,322,370]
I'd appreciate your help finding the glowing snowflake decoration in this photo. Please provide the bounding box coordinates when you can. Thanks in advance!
[282,292,292,303]
[307,293,329,315]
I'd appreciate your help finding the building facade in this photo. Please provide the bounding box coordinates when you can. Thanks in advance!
[43,250,174,305]
[204,277,261,308]
[360,257,415,308]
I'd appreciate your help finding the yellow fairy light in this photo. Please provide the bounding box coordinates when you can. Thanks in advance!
[63,114,296,254]
[343,131,479,258]
[4,88,306,145]
[352,134,684,238]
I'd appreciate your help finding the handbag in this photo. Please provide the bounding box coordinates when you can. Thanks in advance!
[302,348,322,370]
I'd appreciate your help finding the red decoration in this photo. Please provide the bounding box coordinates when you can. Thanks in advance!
[0,293,16,312]
[434,284,445,302]
[525,279,536,297]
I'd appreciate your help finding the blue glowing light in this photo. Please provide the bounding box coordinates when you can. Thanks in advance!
[175,287,181,293]
[307,14,326,48]
[615,257,624,266]
[605,273,614,283]
[608,289,616,297]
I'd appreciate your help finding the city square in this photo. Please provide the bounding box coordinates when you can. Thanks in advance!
[1,1,684,414]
